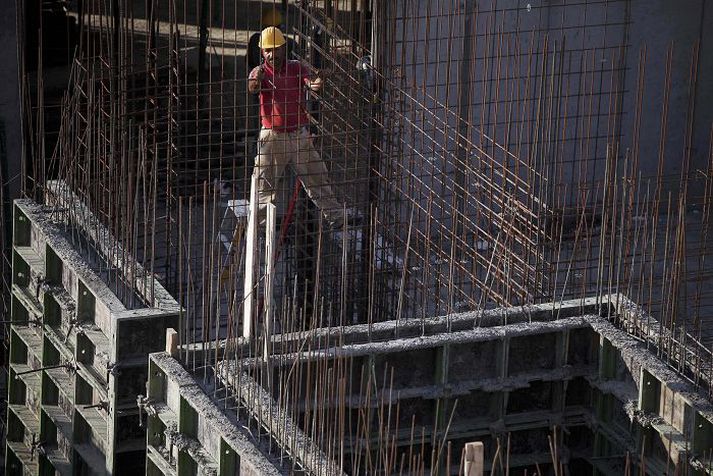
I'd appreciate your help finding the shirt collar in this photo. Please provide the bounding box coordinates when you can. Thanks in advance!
[263,59,287,73]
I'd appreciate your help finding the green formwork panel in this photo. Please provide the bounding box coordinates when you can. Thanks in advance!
[177,451,197,476]
[42,293,61,327]
[146,456,165,476]
[11,250,30,288]
[13,206,31,247]
[44,244,62,287]
[694,412,713,457]
[77,280,95,323]
[179,397,198,439]
[640,369,661,415]
[10,294,29,325]
[8,198,180,475]
[42,336,60,366]
[5,444,27,476]
[9,328,27,366]
[598,337,617,380]
[146,414,167,457]
[7,368,25,406]
[148,360,167,402]
[219,439,238,476]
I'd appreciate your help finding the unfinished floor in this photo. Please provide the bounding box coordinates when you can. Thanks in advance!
[144,295,713,475]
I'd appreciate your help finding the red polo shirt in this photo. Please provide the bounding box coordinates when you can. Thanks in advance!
[249,60,311,132]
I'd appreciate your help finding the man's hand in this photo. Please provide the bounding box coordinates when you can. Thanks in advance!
[308,69,330,92]
[248,66,264,94]
[308,76,323,92]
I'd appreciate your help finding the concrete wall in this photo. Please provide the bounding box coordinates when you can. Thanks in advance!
[7,197,181,475]
[0,0,23,203]
[365,0,713,314]
[621,1,713,195]
[383,0,712,209]
[0,0,23,330]
[146,352,285,476]
[227,295,713,474]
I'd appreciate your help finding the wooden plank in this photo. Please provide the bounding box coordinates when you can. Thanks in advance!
[263,203,276,363]
[243,175,259,339]
[464,441,483,476]
[166,328,179,357]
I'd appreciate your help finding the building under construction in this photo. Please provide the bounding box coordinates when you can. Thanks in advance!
[1,0,713,474]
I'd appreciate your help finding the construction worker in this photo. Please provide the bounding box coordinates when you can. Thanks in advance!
[247,7,299,71]
[248,26,345,227]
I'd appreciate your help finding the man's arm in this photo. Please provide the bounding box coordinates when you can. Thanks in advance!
[248,66,264,94]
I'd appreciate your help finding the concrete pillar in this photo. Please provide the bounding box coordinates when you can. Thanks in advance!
[0,0,23,305]
[622,0,713,196]
[0,0,23,203]
[639,369,661,414]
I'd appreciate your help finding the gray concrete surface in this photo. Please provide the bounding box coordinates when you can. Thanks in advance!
[0,0,22,202]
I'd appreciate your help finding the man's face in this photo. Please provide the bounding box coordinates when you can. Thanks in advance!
[263,45,286,68]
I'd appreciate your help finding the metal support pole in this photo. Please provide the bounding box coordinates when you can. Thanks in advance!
[263,203,276,392]
[263,202,276,363]
[243,175,259,339]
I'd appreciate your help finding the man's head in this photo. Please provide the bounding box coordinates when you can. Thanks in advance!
[260,26,287,69]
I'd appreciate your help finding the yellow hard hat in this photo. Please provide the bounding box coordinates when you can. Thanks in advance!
[261,8,283,27]
[259,26,286,49]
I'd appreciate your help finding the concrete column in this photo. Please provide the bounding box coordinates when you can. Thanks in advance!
[0,0,23,200]
[622,0,712,195]
[0,0,23,268]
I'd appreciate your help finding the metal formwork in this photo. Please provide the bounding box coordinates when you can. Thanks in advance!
[6,187,179,475]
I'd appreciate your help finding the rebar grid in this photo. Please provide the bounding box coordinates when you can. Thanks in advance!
[16,0,713,474]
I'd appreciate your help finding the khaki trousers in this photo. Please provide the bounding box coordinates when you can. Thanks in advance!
[252,128,342,224]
